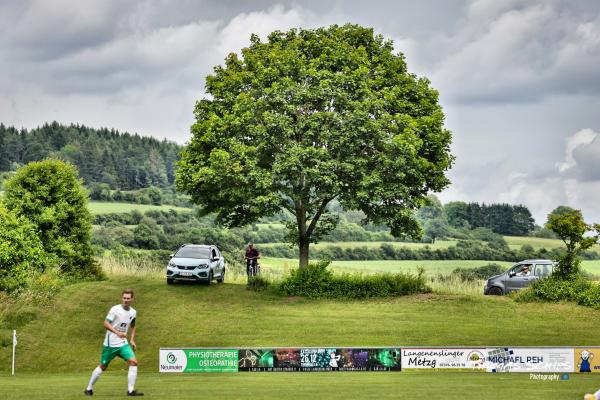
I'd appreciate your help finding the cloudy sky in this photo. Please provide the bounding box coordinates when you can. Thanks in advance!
[1,0,600,224]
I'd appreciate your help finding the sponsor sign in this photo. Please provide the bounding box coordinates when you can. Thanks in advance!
[159,349,237,372]
[485,348,574,373]
[240,348,401,372]
[574,348,600,373]
[401,348,486,370]
[162,348,401,372]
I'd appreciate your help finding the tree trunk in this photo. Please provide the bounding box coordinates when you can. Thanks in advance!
[299,237,310,269]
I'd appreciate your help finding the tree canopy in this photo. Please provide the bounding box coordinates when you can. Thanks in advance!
[177,24,454,267]
[3,159,99,276]
[546,208,599,278]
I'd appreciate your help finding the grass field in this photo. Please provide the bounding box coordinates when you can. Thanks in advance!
[0,371,598,399]
[504,236,564,249]
[261,257,600,277]
[260,240,459,249]
[88,201,190,215]
[2,273,600,399]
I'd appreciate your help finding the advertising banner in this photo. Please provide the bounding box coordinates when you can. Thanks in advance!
[574,348,600,373]
[159,349,238,373]
[240,348,402,372]
[485,348,574,372]
[401,348,486,370]
[161,348,401,372]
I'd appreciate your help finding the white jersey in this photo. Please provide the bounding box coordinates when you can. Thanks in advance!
[103,304,137,347]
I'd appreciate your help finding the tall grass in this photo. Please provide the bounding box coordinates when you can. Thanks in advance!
[98,256,164,278]
[427,275,486,296]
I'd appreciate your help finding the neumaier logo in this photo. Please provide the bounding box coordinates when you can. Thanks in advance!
[167,352,177,364]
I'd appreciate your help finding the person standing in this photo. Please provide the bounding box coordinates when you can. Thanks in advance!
[245,242,261,277]
[85,289,143,396]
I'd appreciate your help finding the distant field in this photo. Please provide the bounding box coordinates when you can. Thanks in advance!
[504,236,564,249]
[261,258,513,276]
[88,201,190,215]
[259,240,458,249]
[261,257,600,276]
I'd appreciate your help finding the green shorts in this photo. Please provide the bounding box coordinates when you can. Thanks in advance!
[100,344,136,366]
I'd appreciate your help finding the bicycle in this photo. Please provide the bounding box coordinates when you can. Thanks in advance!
[246,256,261,278]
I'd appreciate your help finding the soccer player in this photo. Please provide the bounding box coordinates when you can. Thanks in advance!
[84,289,143,396]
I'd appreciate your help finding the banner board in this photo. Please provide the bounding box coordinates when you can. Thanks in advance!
[485,348,574,372]
[401,348,486,370]
[161,348,401,372]
[160,347,597,373]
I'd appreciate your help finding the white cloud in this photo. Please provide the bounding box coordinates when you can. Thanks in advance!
[217,5,309,55]
[556,128,597,172]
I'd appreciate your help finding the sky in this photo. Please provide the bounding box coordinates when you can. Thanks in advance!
[1,0,600,225]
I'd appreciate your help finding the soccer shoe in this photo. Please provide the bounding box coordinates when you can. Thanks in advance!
[127,390,144,396]
[84,389,93,396]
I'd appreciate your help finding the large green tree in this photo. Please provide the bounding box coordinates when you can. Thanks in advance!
[177,24,454,267]
[3,159,99,276]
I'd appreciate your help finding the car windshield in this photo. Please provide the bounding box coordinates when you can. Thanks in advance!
[174,247,211,259]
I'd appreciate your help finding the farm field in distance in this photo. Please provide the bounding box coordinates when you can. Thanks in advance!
[88,201,191,215]
[260,257,600,277]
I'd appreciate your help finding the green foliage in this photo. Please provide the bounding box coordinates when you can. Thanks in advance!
[443,201,534,235]
[275,260,430,299]
[177,24,453,267]
[260,240,579,262]
[546,208,599,279]
[0,204,48,292]
[515,275,600,309]
[3,160,100,277]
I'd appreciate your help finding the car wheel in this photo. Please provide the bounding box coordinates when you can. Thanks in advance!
[489,286,503,296]
[217,269,225,283]
[206,271,213,285]
[167,278,174,285]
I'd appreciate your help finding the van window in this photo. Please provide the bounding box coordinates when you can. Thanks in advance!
[535,264,552,277]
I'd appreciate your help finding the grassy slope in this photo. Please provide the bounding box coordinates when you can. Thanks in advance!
[2,276,600,399]
[2,276,599,374]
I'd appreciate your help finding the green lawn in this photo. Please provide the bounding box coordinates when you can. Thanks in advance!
[2,276,600,374]
[0,372,597,400]
[2,275,600,399]
[88,201,190,215]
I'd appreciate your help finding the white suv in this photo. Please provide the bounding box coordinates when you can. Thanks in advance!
[166,244,225,285]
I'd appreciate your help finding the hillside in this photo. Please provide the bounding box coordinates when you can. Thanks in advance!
[0,122,181,189]
[2,275,599,374]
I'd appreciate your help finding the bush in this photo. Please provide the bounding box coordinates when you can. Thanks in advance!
[275,260,430,299]
[0,204,49,292]
[3,160,100,278]
[515,275,600,309]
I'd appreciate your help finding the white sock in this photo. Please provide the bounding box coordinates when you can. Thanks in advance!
[128,365,138,392]
[86,366,103,390]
